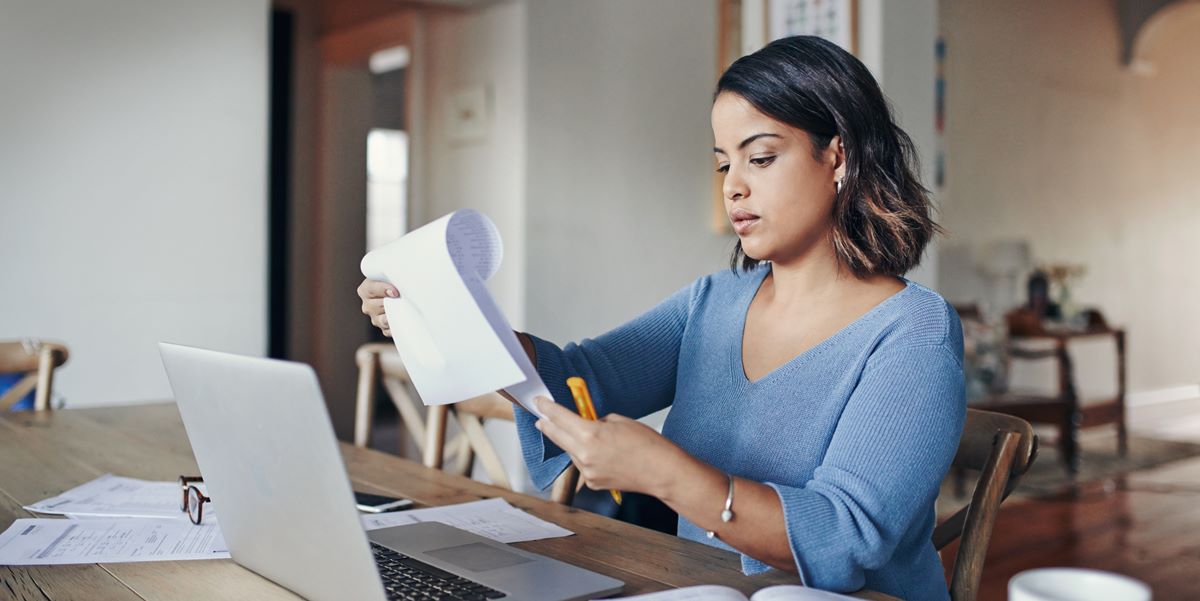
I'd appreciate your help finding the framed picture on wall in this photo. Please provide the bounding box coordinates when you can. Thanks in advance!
[726,0,858,56]
[766,0,858,53]
[713,0,859,233]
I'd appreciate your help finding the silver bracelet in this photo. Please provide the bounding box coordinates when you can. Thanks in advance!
[705,474,735,539]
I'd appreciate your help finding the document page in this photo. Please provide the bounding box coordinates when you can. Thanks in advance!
[603,584,857,601]
[604,585,750,601]
[750,585,857,601]
[360,498,573,543]
[361,210,552,417]
[24,474,210,521]
[0,518,230,566]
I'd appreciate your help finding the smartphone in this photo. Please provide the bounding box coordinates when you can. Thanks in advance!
[354,491,415,513]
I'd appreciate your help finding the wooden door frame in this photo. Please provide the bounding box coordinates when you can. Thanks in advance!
[310,9,424,439]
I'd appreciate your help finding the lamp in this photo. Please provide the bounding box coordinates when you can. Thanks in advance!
[977,240,1031,313]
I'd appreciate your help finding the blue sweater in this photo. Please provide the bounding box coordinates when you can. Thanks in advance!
[514,265,965,601]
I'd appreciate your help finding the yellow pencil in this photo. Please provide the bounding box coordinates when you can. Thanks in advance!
[565,377,622,505]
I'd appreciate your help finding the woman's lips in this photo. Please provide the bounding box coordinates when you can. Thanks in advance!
[730,210,760,235]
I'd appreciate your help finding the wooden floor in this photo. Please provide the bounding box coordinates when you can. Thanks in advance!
[944,454,1200,600]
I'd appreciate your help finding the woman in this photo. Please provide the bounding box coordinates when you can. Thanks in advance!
[359,36,964,600]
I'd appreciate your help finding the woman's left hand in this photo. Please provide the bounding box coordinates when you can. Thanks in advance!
[534,396,687,496]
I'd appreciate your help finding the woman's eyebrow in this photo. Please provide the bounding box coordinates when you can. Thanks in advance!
[712,133,783,155]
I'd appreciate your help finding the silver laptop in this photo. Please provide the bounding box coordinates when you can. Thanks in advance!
[159,343,623,601]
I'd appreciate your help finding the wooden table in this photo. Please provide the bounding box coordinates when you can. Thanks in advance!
[0,404,895,600]
[974,325,1127,475]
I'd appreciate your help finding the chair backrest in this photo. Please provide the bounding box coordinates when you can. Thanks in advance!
[353,343,578,505]
[0,339,69,411]
[933,408,1038,601]
[424,393,516,488]
[354,343,430,453]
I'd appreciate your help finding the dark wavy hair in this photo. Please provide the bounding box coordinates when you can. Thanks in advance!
[716,35,938,277]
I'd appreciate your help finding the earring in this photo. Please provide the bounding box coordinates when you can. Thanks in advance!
[836,178,843,193]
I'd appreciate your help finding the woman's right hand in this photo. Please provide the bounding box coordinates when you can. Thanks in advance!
[357,278,537,362]
[357,278,400,338]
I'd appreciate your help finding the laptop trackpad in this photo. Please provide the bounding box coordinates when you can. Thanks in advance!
[425,542,534,572]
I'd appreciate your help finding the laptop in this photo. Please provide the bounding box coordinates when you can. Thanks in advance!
[159,343,623,601]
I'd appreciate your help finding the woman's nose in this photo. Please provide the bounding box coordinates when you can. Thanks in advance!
[723,167,749,201]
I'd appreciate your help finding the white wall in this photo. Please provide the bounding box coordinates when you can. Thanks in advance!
[859,0,940,288]
[419,1,528,328]
[0,0,268,407]
[410,0,531,489]
[524,0,730,343]
[937,0,1200,394]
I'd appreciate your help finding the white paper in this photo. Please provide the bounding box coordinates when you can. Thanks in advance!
[361,210,552,418]
[604,585,749,601]
[603,584,856,601]
[360,498,572,544]
[24,474,212,521]
[0,518,230,566]
[750,586,857,601]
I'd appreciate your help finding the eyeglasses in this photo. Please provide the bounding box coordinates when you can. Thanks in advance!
[178,475,211,525]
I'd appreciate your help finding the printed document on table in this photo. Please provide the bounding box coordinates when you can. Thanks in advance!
[360,210,552,418]
[360,498,572,543]
[0,518,229,566]
[24,474,212,521]
[605,584,857,601]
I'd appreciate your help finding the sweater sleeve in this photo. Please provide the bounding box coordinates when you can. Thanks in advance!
[765,344,966,592]
[513,280,699,489]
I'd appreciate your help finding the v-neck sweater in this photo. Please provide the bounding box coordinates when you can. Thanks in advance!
[514,264,965,601]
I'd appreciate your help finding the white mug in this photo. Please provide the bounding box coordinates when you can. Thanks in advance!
[1009,568,1151,601]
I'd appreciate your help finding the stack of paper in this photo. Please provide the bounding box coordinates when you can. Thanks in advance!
[0,474,231,565]
[24,473,213,520]
[360,498,572,543]
[0,518,230,565]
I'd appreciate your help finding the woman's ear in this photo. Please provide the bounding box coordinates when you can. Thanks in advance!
[828,135,846,182]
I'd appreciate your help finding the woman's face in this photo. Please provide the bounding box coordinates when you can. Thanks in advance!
[711,92,842,265]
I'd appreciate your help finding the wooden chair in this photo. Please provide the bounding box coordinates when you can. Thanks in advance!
[0,339,69,411]
[424,394,519,489]
[354,343,579,504]
[354,343,435,458]
[934,409,1038,601]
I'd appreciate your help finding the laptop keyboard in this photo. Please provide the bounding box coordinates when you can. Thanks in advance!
[372,542,508,601]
